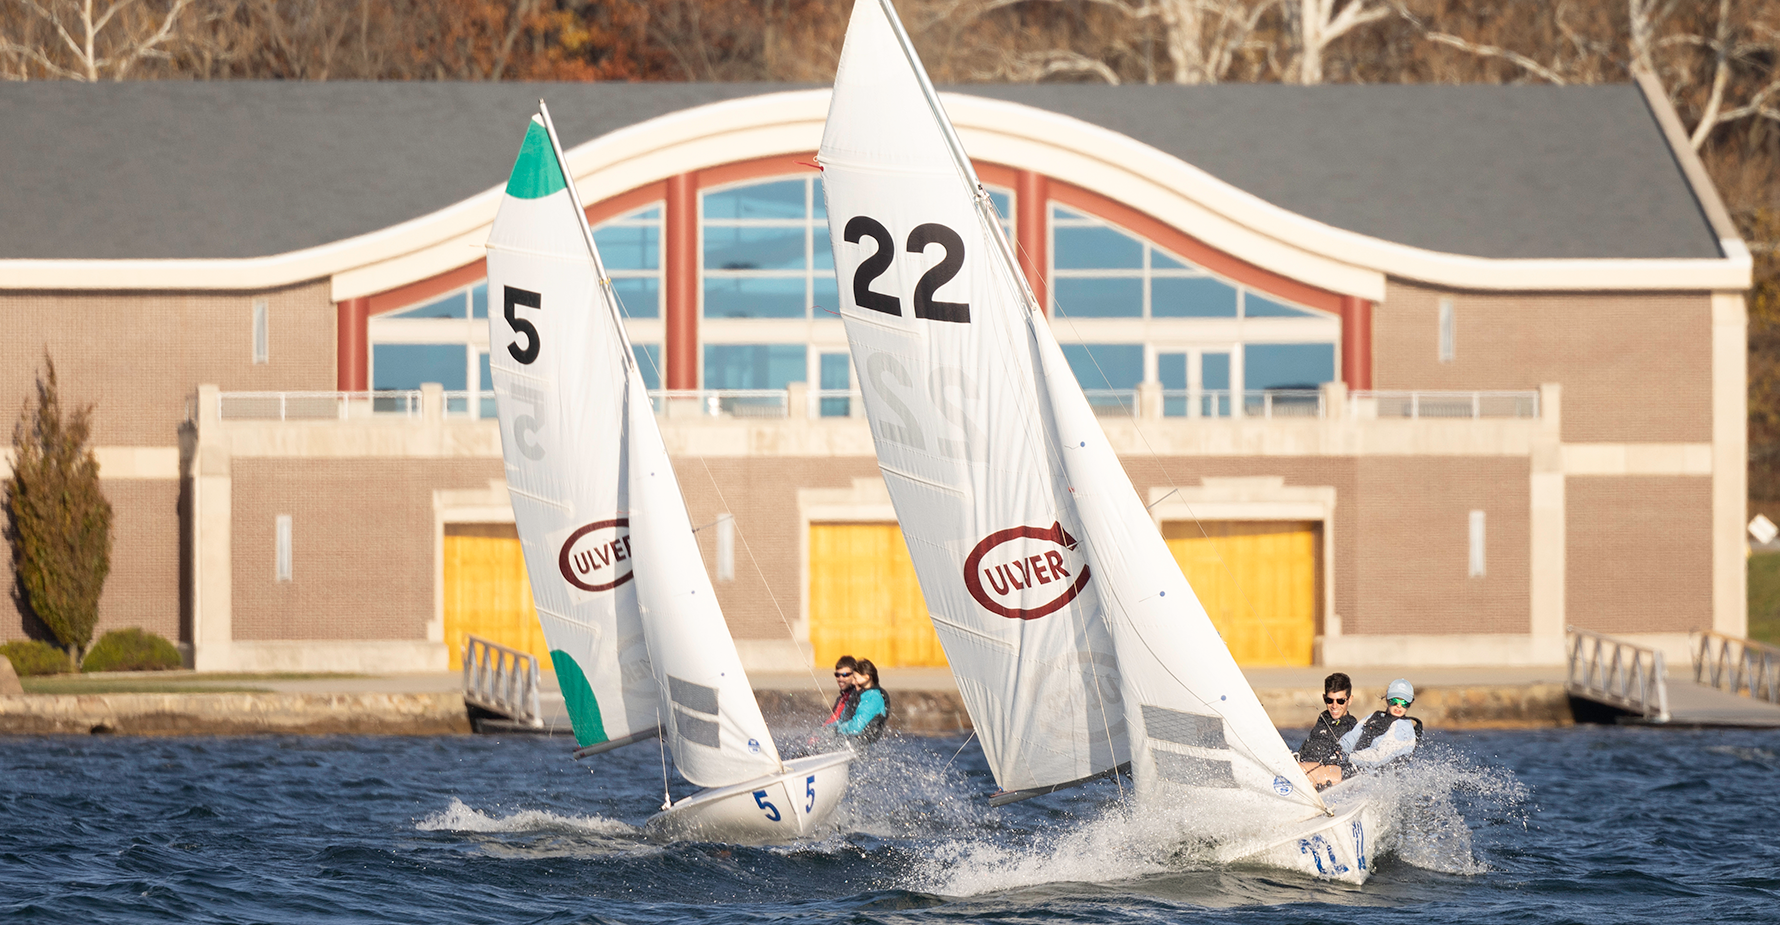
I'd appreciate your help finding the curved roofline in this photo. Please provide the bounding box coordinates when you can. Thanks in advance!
[0,88,1749,297]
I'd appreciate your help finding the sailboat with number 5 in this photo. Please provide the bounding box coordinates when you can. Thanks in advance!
[485,104,851,843]
[817,0,1385,882]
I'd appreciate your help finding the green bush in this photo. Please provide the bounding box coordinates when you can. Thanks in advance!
[81,628,182,673]
[1,639,73,676]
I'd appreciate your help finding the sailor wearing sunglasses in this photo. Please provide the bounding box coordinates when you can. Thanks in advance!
[1340,678,1424,770]
[1296,672,1358,790]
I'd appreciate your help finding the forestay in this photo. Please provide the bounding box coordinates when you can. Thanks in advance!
[485,116,659,752]
[819,0,1128,794]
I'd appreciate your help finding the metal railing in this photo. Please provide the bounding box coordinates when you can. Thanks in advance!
[1084,388,1141,417]
[1692,630,1780,705]
[462,635,543,729]
[1350,390,1540,420]
[1566,625,1670,722]
[443,390,499,420]
[1158,389,1324,419]
[213,390,425,421]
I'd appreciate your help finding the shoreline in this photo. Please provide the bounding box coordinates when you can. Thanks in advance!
[0,683,1573,736]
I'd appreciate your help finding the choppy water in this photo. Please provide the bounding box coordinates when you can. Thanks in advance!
[2,724,1778,923]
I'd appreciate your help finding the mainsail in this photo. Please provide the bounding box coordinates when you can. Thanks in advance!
[820,0,1325,817]
[487,112,784,790]
[819,0,1128,795]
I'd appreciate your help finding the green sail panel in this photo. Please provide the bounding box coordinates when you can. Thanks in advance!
[550,649,607,747]
[505,119,567,200]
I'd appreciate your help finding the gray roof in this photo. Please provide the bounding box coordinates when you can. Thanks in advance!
[0,81,1722,262]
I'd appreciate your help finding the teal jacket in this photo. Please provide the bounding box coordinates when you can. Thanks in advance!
[836,688,887,737]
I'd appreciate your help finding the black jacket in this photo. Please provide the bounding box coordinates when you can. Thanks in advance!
[1297,710,1358,768]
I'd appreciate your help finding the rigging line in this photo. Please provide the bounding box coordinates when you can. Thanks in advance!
[939,729,977,774]
[656,704,672,810]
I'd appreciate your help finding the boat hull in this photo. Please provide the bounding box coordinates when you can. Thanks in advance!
[644,751,852,844]
[1218,789,1387,885]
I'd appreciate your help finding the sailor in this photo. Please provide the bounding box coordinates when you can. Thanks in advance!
[831,658,890,745]
[824,655,861,726]
[1297,672,1358,790]
[1340,678,1424,770]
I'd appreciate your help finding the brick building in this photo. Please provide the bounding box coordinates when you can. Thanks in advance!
[0,78,1749,672]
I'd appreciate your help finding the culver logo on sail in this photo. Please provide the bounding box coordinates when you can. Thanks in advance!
[963,522,1092,620]
[558,518,634,592]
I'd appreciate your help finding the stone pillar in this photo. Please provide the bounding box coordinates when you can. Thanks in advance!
[1529,382,1566,662]
[1321,380,1348,421]
[1137,380,1162,420]
[786,381,810,420]
[1712,292,1749,636]
[191,385,234,671]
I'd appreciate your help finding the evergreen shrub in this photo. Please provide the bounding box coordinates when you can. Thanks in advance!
[82,628,183,672]
[1,639,71,676]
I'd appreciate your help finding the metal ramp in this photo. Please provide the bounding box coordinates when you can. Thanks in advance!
[462,635,547,733]
[1565,626,1780,727]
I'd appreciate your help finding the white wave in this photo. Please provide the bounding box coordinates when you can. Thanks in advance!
[417,797,637,836]
[906,745,1525,894]
[908,802,1193,896]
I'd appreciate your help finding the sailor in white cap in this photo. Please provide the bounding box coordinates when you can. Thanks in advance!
[1339,678,1424,769]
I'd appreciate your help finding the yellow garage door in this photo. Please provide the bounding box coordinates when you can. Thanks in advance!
[808,523,948,668]
[443,523,552,670]
[1163,520,1319,667]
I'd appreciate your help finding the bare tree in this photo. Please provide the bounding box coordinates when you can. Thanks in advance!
[1,0,197,79]
[1292,0,1391,83]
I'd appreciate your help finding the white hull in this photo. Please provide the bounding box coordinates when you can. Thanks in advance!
[644,751,852,844]
[1218,787,1389,885]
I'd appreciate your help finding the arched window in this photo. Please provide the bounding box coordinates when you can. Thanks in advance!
[1048,204,1337,417]
[368,203,663,415]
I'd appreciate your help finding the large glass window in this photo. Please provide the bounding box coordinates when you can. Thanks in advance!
[1048,205,1327,321]
[1061,343,1143,414]
[368,204,661,416]
[702,178,835,319]
[593,206,662,319]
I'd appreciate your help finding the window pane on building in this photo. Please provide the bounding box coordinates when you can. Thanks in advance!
[471,283,488,319]
[705,180,805,219]
[374,343,467,390]
[1245,293,1319,318]
[610,278,660,319]
[704,344,807,389]
[1244,343,1334,390]
[704,277,806,319]
[634,344,661,391]
[1152,277,1238,317]
[594,224,660,270]
[1054,277,1143,318]
[1061,343,1143,389]
[819,352,851,417]
[705,226,806,271]
[388,292,465,319]
[1054,225,1143,269]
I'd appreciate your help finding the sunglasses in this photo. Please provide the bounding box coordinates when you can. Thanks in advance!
[1388,698,1411,707]
[1323,695,1348,705]
[834,671,854,678]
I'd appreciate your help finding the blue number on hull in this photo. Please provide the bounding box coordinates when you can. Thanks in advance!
[752,789,781,822]
[805,775,817,812]
[1352,820,1367,871]
[1297,835,1349,876]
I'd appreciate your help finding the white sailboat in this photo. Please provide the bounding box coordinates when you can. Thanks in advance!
[485,106,851,843]
[818,0,1382,882]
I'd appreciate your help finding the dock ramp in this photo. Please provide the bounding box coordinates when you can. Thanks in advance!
[1566,626,1780,727]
